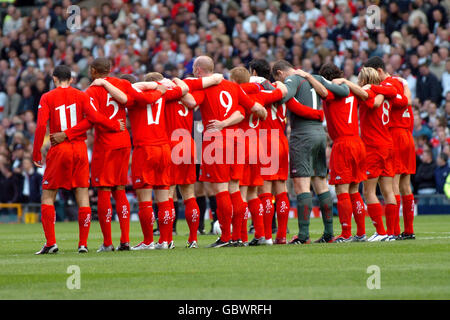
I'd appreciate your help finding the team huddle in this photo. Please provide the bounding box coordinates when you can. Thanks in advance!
[32,54,416,254]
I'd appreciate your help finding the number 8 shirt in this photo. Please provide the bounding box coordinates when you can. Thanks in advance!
[359,88,395,179]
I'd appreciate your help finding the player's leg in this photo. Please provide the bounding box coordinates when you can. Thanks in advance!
[208,181,233,247]
[179,183,200,247]
[96,186,114,251]
[259,180,275,243]
[334,183,353,242]
[312,176,334,242]
[392,174,402,236]
[194,180,207,234]
[73,187,91,252]
[349,183,367,241]
[379,176,398,240]
[111,185,130,250]
[291,176,313,243]
[273,180,289,244]
[205,182,218,234]
[36,189,59,254]
[155,188,172,249]
[132,187,156,250]
[363,177,388,241]
[170,188,179,235]
[399,174,415,239]
[247,185,266,245]
[230,184,246,244]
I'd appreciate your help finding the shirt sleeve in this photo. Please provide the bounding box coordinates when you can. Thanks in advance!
[183,78,203,92]
[32,95,50,162]
[81,93,120,132]
[241,83,261,95]
[164,86,183,102]
[259,88,283,105]
[281,75,301,103]
[285,97,323,120]
[191,89,205,106]
[319,76,350,97]
[237,85,255,111]
[360,89,377,109]
[130,84,162,106]
[324,89,336,102]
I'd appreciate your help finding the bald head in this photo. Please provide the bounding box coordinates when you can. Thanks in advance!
[193,55,214,77]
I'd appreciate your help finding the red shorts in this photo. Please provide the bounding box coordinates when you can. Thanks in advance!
[169,138,196,186]
[240,163,264,186]
[329,136,367,185]
[389,127,416,175]
[132,144,171,189]
[91,147,130,187]
[261,134,289,181]
[365,145,395,179]
[42,141,89,190]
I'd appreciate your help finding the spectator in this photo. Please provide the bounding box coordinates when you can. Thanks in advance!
[442,58,450,99]
[4,84,21,119]
[415,149,437,195]
[435,153,450,194]
[17,86,35,115]
[413,108,433,139]
[416,62,443,105]
[16,157,42,203]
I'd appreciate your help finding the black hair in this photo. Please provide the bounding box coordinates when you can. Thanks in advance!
[364,56,386,71]
[52,65,72,81]
[120,74,137,84]
[249,59,271,79]
[319,63,344,81]
[271,60,293,78]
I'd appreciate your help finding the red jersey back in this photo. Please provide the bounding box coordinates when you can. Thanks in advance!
[323,91,359,141]
[191,79,253,130]
[86,77,132,150]
[359,89,393,148]
[383,76,411,129]
[128,87,183,146]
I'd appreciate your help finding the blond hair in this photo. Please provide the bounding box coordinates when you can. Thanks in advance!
[229,67,250,84]
[144,72,164,82]
[358,67,381,86]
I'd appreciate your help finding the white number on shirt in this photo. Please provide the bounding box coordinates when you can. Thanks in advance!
[219,91,232,117]
[177,101,189,117]
[106,93,119,119]
[345,96,355,124]
[381,100,390,125]
[310,88,318,110]
[147,98,162,125]
[56,103,76,131]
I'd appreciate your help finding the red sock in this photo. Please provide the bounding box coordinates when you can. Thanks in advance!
[216,191,232,242]
[394,195,401,236]
[97,190,113,246]
[248,197,265,239]
[230,191,245,241]
[241,202,249,242]
[112,190,130,244]
[138,201,154,245]
[367,203,386,235]
[275,192,290,240]
[350,192,366,236]
[259,193,275,240]
[385,203,397,236]
[78,207,91,247]
[168,198,175,243]
[184,197,200,243]
[41,204,56,246]
[158,201,172,244]
[402,194,415,234]
[337,193,352,238]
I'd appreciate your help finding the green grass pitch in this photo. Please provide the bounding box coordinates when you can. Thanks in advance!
[0,215,449,300]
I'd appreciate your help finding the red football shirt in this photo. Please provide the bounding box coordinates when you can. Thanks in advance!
[128,87,183,147]
[33,86,120,162]
[191,79,254,131]
[359,89,393,148]
[322,90,359,141]
[382,76,412,130]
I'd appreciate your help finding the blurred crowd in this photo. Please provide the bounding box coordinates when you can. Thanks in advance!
[0,0,449,207]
